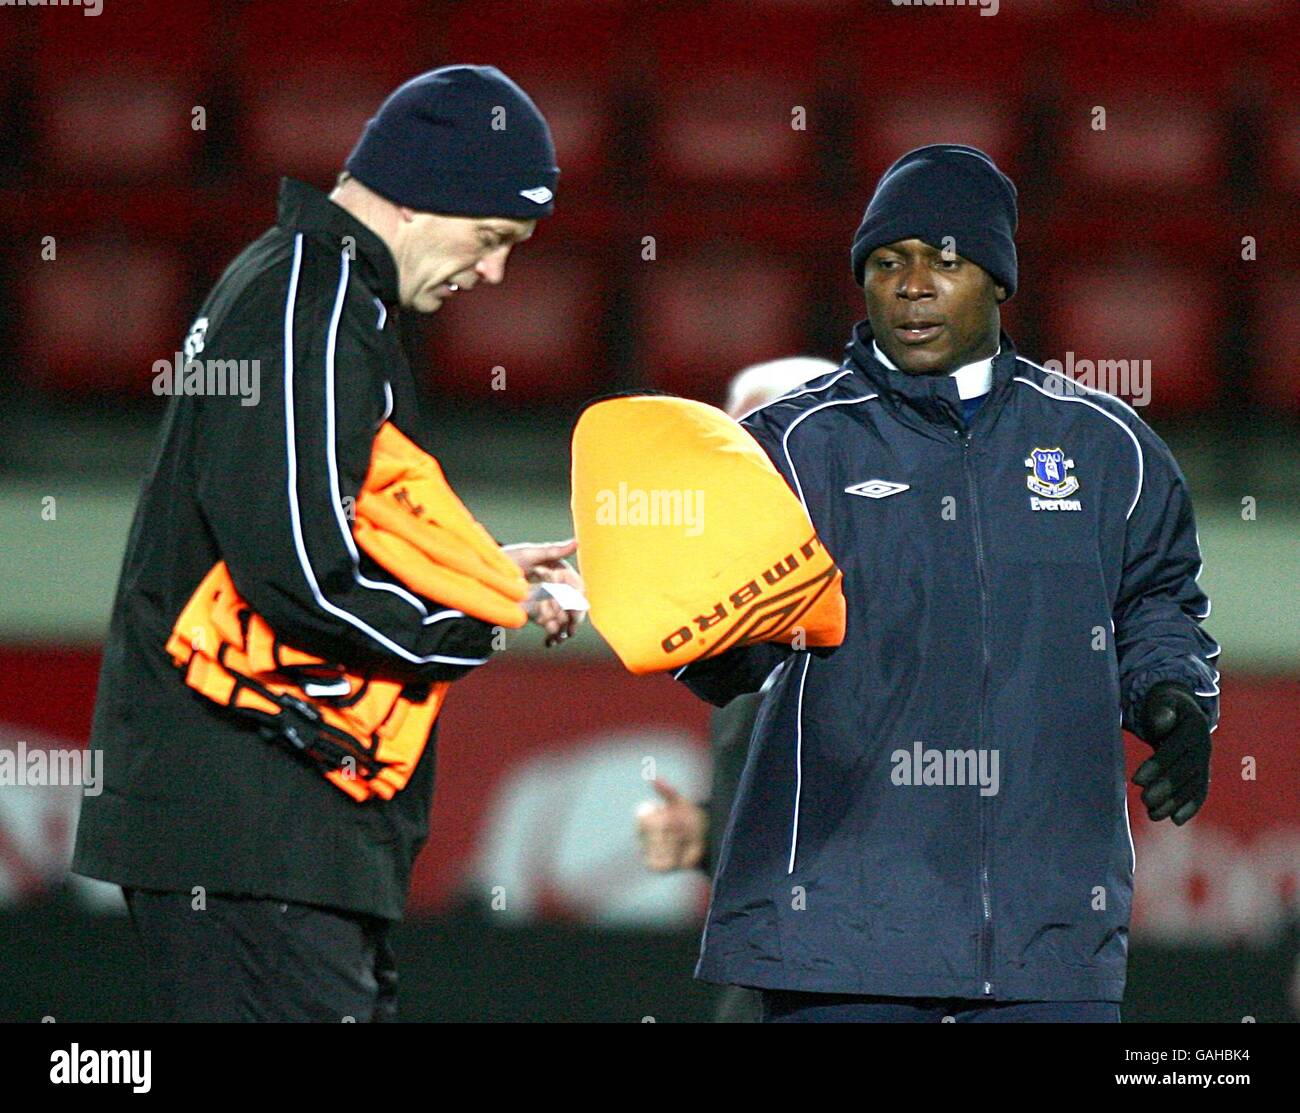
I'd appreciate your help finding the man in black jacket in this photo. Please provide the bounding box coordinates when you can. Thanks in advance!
[71,66,582,1022]
[676,145,1219,1022]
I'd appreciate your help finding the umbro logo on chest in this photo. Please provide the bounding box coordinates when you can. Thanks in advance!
[844,479,910,499]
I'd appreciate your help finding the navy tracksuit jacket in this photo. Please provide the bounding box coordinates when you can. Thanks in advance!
[678,320,1220,1002]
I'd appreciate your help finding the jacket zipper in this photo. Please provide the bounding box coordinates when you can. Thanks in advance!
[960,427,995,997]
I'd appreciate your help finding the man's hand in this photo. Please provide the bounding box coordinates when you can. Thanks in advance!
[636,778,707,872]
[503,539,586,647]
[1132,681,1212,825]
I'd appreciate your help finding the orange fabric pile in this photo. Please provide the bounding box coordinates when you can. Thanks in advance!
[166,421,529,801]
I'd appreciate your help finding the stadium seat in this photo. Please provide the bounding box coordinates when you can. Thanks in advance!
[1167,0,1293,20]
[24,242,189,397]
[1260,15,1300,197]
[1048,19,1234,197]
[230,1,436,181]
[629,199,846,401]
[423,241,608,405]
[1035,259,1219,416]
[15,187,198,397]
[643,4,838,192]
[636,238,813,401]
[1029,215,1222,416]
[844,13,1032,194]
[30,0,218,183]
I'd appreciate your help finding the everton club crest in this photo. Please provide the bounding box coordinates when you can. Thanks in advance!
[1025,447,1081,511]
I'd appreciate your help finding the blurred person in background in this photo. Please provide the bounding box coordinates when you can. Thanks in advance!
[70,65,583,1022]
[673,145,1220,1023]
[637,356,838,1024]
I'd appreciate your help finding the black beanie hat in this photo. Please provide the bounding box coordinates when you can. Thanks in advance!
[850,144,1018,297]
[345,64,559,220]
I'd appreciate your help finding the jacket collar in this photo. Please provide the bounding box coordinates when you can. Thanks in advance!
[872,339,995,400]
[843,318,1020,429]
[276,178,401,305]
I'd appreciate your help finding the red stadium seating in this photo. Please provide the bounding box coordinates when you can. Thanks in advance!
[15,188,198,397]
[632,198,858,399]
[230,1,436,183]
[845,13,1033,193]
[1031,212,1225,417]
[1039,266,1218,416]
[5,0,1290,423]
[639,250,810,401]
[652,70,821,187]
[25,242,189,397]
[634,202,825,402]
[1168,0,1293,19]
[643,4,839,192]
[1260,16,1300,196]
[1048,19,1236,197]
[423,238,608,405]
[30,0,218,183]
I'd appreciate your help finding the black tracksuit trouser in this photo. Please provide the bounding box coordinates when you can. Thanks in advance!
[123,887,398,1022]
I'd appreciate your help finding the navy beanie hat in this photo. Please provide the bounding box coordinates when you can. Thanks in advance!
[850,144,1018,298]
[345,64,559,219]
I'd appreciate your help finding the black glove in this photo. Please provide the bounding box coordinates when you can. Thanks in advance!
[1132,681,1212,825]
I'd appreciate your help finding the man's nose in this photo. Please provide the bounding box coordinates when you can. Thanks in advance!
[476,248,511,285]
[896,262,936,299]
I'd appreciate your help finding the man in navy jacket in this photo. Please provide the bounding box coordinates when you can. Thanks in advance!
[677,145,1220,1023]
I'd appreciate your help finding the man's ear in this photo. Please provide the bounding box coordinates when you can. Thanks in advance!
[397,205,418,223]
[994,285,1007,304]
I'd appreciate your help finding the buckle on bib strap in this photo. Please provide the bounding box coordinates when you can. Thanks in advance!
[238,678,388,782]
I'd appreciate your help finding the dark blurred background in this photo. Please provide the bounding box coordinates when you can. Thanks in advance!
[0,0,1297,1021]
